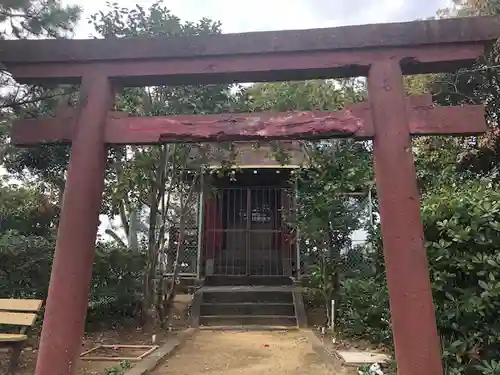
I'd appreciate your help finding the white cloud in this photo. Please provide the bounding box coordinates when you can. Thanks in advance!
[63,0,452,38]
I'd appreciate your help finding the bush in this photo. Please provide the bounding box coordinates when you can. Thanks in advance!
[337,277,392,345]
[0,232,55,299]
[0,233,145,328]
[87,244,146,325]
[423,183,500,373]
[339,182,500,374]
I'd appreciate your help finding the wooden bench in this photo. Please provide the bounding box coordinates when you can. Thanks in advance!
[0,299,43,374]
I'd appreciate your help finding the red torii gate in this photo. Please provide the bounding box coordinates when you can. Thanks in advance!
[1,15,499,375]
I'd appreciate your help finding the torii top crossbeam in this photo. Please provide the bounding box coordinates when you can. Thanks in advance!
[1,16,500,85]
[2,15,500,375]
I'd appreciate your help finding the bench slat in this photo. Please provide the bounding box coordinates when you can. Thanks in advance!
[0,312,38,326]
[0,334,27,342]
[0,299,43,312]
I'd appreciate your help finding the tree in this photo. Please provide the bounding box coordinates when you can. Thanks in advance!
[0,0,80,39]
[247,79,373,327]
[404,0,500,185]
[88,1,244,329]
[0,0,82,324]
[0,0,81,112]
[344,4,500,365]
[0,176,57,237]
[422,182,500,374]
[0,0,81,193]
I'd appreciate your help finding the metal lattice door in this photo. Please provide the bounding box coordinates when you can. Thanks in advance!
[212,187,286,276]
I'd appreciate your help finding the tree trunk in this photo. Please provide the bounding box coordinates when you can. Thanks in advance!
[161,174,198,327]
[142,193,159,332]
[162,215,186,326]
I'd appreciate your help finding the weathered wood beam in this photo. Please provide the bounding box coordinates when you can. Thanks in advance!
[11,110,360,145]
[10,95,486,146]
[110,111,362,143]
[2,16,498,63]
[5,44,485,85]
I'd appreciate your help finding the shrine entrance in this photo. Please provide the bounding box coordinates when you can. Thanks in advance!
[212,186,284,276]
[203,168,296,277]
[2,15,500,375]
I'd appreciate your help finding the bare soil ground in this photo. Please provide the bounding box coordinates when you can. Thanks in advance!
[0,294,192,375]
[153,330,340,375]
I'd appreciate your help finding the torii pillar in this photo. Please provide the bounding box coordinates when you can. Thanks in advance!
[34,72,114,375]
[369,60,442,375]
[2,15,498,375]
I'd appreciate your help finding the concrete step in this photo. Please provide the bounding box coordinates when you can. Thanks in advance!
[202,290,293,304]
[199,325,299,331]
[204,275,293,286]
[212,266,284,276]
[199,315,297,327]
[200,302,295,316]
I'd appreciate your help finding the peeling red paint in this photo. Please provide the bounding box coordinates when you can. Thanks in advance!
[125,111,362,142]
[3,14,497,375]
[11,97,486,146]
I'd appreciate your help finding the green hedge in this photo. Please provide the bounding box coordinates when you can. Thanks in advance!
[337,183,500,374]
[0,232,145,328]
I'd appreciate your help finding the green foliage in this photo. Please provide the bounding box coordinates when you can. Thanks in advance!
[87,246,146,325]
[248,79,373,329]
[0,181,144,325]
[407,0,500,183]
[0,240,145,327]
[0,234,54,300]
[103,360,131,375]
[0,180,54,303]
[423,183,500,373]
[344,183,500,374]
[0,0,81,191]
[0,0,80,39]
[247,79,365,112]
[90,0,220,38]
[337,277,392,345]
[0,179,57,236]
[295,141,372,245]
[413,136,470,191]
[475,360,500,375]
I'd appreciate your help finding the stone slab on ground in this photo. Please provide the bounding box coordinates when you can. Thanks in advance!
[125,328,196,375]
[151,329,344,375]
[336,350,390,366]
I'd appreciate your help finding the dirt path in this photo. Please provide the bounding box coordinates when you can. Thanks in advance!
[152,330,340,375]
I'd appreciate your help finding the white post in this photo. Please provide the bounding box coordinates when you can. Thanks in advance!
[331,299,335,333]
[368,188,374,228]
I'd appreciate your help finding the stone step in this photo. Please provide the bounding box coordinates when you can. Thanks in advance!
[212,266,284,275]
[204,275,293,287]
[199,325,299,331]
[200,302,295,316]
[202,290,293,304]
[199,315,297,327]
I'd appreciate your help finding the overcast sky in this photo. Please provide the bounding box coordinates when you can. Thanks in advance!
[36,0,453,241]
[64,0,453,38]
